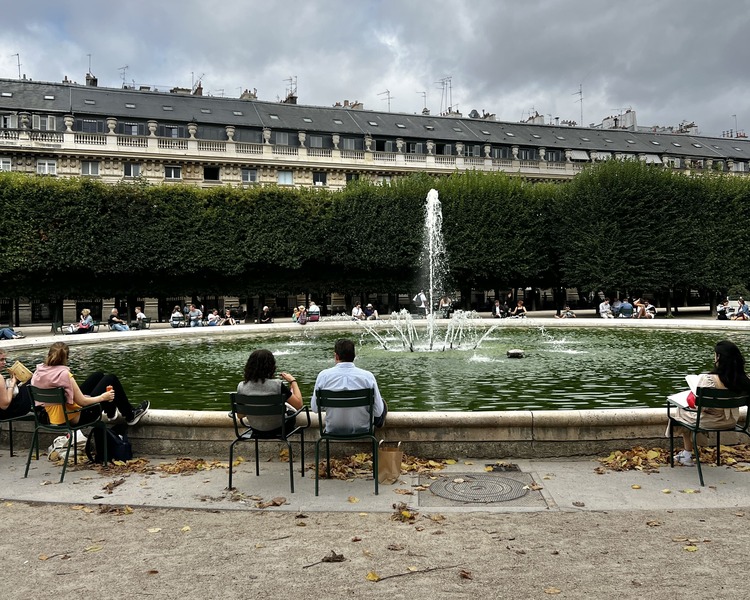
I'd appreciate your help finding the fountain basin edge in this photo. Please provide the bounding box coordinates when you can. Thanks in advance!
[6,407,745,459]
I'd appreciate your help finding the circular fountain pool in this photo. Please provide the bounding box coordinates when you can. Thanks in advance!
[14,323,749,412]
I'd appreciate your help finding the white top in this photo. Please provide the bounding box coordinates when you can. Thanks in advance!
[311,362,385,434]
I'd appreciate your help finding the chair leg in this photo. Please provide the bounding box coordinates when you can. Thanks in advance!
[716,431,721,466]
[668,419,675,467]
[693,430,705,487]
[325,439,331,479]
[254,439,260,476]
[300,431,305,477]
[60,438,73,483]
[372,438,379,496]
[24,430,39,478]
[287,441,295,494]
[8,421,14,457]
[314,440,321,496]
[229,441,235,489]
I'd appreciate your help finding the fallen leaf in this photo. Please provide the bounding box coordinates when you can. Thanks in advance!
[83,545,103,553]
[459,569,473,580]
[407,566,418,572]
[366,571,380,582]
[681,489,699,494]
[453,478,465,484]
[321,550,345,563]
[394,489,414,495]
[662,489,672,494]
[646,520,662,527]
[348,496,360,504]
[684,545,698,552]
[38,554,49,561]
[147,527,161,533]
[296,521,307,527]
[544,587,562,595]
[414,525,425,532]
[444,459,457,465]
[387,543,405,551]
[464,461,474,465]
[180,526,191,533]
[672,537,689,542]
[71,505,85,511]
[631,484,641,490]
[572,501,585,507]
[351,536,362,542]
[147,570,159,575]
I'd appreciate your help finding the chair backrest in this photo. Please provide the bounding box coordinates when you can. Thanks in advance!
[696,387,750,410]
[314,388,374,437]
[230,392,287,434]
[27,386,68,426]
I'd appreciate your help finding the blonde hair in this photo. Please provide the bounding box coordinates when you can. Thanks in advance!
[45,342,70,367]
[81,308,91,317]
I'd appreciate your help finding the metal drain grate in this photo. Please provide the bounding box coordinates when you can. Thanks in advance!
[429,474,529,503]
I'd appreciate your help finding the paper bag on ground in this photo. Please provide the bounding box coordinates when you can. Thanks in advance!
[377,441,402,485]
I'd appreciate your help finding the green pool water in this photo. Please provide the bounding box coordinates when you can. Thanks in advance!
[14,327,750,412]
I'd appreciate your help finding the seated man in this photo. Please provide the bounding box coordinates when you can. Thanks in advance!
[618,298,634,318]
[133,306,147,329]
[259,306,273,324]
[351,302,365,321]
[308,301,321,322]
[599,298,614,319]
[311,338,387,434]
[491,299,506,318]
[188,304,203,327]
[555,305,576,319]
[364,303,379,320]
[108,308,130,331]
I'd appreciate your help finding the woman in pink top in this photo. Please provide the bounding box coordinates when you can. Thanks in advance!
[30,342,149,427]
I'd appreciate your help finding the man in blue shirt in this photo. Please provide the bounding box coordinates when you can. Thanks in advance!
[311,339,387,434]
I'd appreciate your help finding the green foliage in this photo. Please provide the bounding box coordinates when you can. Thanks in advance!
[2,164,750,302]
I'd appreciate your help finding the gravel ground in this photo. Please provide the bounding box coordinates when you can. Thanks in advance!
[3,501,749,599]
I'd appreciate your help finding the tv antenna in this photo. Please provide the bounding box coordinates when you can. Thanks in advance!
[118,65,129,86]
[87,53,93,74]
[284,76,298,97]
[417,91,427,110]
[191,72,205,93]
[11,53,21,79]
[378,89,392,112]
[573,83,583,127]
[436,76,453,115]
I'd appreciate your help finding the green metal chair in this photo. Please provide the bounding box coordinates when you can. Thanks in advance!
[0,409,36,456]
[25,386,107,483]
[228,393,310,492]
[667,387,750,486]
[314,388,378,496]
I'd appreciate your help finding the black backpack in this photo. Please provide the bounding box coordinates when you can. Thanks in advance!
[85,423,133,464]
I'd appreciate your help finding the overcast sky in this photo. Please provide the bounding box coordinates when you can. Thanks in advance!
[1,0,748,137]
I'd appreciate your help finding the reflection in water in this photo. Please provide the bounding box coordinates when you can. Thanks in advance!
[12,328,750,412]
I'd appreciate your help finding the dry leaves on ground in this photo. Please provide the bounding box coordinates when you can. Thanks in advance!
[308,453,453,481]
[598,444,750,473]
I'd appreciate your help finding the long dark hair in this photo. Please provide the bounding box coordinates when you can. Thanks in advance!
[711,340,750,391]
[243,349,276,383]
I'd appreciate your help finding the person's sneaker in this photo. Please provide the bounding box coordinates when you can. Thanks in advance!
[127,400,150,426]
[102,409,121,423]
[675,450,694,466]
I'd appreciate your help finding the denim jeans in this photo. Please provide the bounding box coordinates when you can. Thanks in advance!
[112,323,130,331]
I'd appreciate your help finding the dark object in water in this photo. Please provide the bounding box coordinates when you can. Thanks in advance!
[507,349,525,359]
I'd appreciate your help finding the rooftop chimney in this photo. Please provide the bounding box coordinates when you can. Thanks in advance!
[85,72,98,87]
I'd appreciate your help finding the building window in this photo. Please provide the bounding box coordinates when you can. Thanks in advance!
[277,170,293,185]
[309,135,323,148]
[545,149,563,162]
[121,122,144,136]
[81,161,100,176]
[437,143,452,156]
[465,144,481,157]
[241,168,257,183]
[165,165,182,180]
[33,115,57,131]
[492,146,512,160]
[123,163,140,178]
[313,172,327,186]
[0,157,11,171]
[76,118,102,133]
[341,137,357,151]
[408,142,424,154]
[376,175,392,185]
[1,114,18,128]
[518,148,538,160]
[164,126,180,139]
[346,173,359,182]
[203,166,220,181]
[36,159,56,175]
[274,131,289,145]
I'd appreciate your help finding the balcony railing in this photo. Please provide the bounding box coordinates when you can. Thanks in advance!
[118,136,148,148]
[30,132,64,143]
[198,140,227,152]
[341,149,364,160]
[374,152,397,162]
[158,139,188,150]
[435,155,456,166]
[74,133,105,145]
[236,142,263,155]
[273,145,298,156]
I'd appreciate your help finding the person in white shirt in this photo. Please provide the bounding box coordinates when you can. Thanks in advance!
[599,298,614,318]
[308,301,321,322]
[351,302,365,320]
[413,290,427,317]
[311,338,387,434]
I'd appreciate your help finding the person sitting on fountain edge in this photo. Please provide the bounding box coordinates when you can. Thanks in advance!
[311,338,387,434]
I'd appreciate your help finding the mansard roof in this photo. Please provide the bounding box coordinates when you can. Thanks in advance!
[1,78,748,160]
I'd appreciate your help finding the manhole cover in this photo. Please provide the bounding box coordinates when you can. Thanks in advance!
[429,474,529,503]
